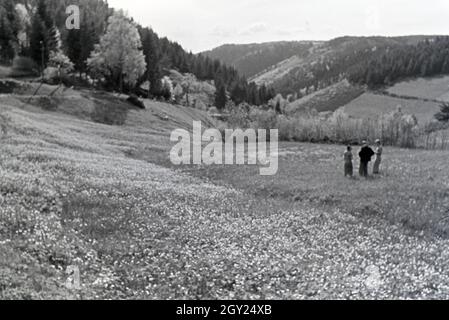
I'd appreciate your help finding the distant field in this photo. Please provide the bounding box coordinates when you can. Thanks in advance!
[387,76,449,101]
[341,92,441,124]
[250,55,303,85]
[286,80,364,114]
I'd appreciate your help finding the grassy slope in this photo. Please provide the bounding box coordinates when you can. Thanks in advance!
[284,75,449,123]
[204,41,320,78]
[286,80,365,114]
[2,89,449,299]
[341,92,442,124]
[250,55,305,86]
[387,76,449,102]
[318,76,449,123]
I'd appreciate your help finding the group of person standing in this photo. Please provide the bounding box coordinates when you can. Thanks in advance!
[344,140,383,178]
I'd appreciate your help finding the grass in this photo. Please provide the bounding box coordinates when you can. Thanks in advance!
[387,76,449,101]
[341,92,441,124]
[2,89,449,299]
[166,143,449,237]
[286,80,364,114]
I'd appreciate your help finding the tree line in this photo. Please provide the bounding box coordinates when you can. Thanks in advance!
[0,0,275,107]
[268,36,449,99]
[348,37,449,88]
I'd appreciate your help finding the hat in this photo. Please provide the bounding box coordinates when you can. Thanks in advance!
[375,139,381,144]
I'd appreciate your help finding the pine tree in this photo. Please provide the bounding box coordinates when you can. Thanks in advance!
[275,99,282,114]
[29,13,48,67]
[29,0,53,67]
[66,29,82,71]
[435,102,449,122]
[140,27,162,96]
[48,25,61,53]
[215,83,227,110]
[0,0,20,62]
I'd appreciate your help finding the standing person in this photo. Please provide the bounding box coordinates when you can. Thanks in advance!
[373,139,383,174]
[344,145,353,177]
[359,141,375,178]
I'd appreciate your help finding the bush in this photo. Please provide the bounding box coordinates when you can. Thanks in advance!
[226,103,426,148]
[48,51,74,74]
[249,108,278,130]
[227,103,251,129]
[127,94,145,109]
[435,102,449,122]
[43,67,59,84]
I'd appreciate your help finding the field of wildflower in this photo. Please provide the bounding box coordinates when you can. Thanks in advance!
[1,91,449,299]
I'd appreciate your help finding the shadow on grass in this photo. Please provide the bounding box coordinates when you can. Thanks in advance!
[91,102,129,126]
[90,92,137,126]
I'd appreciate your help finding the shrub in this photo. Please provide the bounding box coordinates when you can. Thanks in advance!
[43,67,59,84]
[249,108,278,131]
[435,102,449,122]
[277,115,298,141]
[48,51,74,74]
[227,103,251,129]
[226,103,427,148]
[127,94,145,109]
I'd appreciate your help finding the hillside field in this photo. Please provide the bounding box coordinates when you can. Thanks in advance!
[387,76,449,101]
[2,87,449,299]
[341,93,442,124]
[286,80,364,115]
[285,75,449,125]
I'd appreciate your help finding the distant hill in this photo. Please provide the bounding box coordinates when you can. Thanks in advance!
[204,36,442,97]
[284,75,449,124]
[202,41,320,78]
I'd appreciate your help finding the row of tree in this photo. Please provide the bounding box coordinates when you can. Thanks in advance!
[137,26,275,104]
[348,37,449,87]
[270,36,449,98]
[1,0,275,107]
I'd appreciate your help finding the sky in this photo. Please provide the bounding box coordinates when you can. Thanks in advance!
[107,0,449,53]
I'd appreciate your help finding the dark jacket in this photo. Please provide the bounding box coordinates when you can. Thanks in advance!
[359,146,375,163]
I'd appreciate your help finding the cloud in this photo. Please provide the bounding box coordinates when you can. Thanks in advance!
[107,0,449,53]
[209,26,234,38]
[238,22,269,36]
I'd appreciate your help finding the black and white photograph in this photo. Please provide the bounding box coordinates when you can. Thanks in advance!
[1,0,449,305]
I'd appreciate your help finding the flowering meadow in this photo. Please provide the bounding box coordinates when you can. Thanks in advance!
[1,92,449,299]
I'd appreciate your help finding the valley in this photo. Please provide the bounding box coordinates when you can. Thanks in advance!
[2,0,449,302]
[2,84,449,299]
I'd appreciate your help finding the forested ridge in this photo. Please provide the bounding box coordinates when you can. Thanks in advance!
[273,36,449,96]
[0,0,275,106]
[207,36,449,98]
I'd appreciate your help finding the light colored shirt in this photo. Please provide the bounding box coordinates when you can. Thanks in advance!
[375,146,383,156]
[344,151,353,163]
